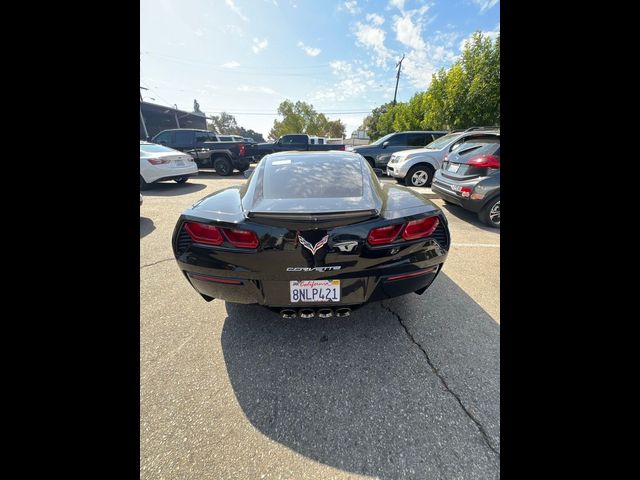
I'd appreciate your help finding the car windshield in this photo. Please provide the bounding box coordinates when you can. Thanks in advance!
[424,133,460,150]
[140,144,176,154]
[262,156,363,199]
[370,133,395,146]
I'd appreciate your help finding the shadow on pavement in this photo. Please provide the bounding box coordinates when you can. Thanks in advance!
[141,182,207,197]
[140,217,155,239]
[221,273,500,479]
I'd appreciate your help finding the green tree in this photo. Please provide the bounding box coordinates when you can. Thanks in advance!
[268,100,346,140]
[326,119,346,138]
[208,112,239,134]
[367,31,499,133]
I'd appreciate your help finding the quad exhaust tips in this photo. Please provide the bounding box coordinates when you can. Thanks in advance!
[279,307,351,318]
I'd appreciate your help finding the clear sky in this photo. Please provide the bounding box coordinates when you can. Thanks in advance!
[140,0,499,137]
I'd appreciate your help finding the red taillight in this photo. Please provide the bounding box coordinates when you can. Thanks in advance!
[460,187,472,198]
[239,144,246,156]
[222,227,259,249]
[147,158,170,165]
[367,224,403,245]
[184,222,224,245]
[402,216,440,241]
[183,222,259,248]
[339,145,345,151]
[468,155,500,169]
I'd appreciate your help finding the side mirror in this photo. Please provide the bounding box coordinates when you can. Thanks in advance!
[373,168,384,177]
[243,169,254,179]
[382,141,389,149]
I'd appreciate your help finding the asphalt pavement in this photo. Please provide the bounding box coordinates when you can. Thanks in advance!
[140,171,500,479]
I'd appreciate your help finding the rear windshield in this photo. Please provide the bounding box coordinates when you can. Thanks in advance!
[262,156,363,199]
[140,144,176,154]
[454,142,500,157]
[425,133,460,149]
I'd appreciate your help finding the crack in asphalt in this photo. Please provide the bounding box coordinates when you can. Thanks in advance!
[140,257,174,270]
[381,302,500,458]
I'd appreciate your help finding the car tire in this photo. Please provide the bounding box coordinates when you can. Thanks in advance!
[140,175,151,190]
[405,165,434,187]
[213,156,233,176]
[479,196,500,228]
[174,177,189,184]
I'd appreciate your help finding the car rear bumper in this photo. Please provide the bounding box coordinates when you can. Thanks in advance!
[177,259,445,307]
[431,173,484,213]
[143,164,199,183]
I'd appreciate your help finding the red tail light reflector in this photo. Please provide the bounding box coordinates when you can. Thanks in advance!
[188,273,242,285]
[222,228,259,249]
[468,155,500,169]
[367,223,403,245]
[387,266,438,281]
[402,216,440,241]
[184,222,224,245]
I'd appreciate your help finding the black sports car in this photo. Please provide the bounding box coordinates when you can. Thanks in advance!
[172,151,450,318]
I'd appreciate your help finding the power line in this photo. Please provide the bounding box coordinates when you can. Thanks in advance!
[142,51,338,77]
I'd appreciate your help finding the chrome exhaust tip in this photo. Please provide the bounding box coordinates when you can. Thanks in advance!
[335,307,351,317]
[280,309,297,319]
[299,308,315,318]
[317,308,333,318]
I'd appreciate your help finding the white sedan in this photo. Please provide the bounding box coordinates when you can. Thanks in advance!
[140,141,198,190]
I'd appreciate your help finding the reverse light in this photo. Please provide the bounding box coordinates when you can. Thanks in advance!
[147,158,170,165]
[468,155,500,169]
[222,227,259,249]
[402,216,440,241]
[184,222,224,245]
[367,224,403,245]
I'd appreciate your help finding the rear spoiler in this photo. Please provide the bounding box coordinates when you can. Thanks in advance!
[246,209,379,227]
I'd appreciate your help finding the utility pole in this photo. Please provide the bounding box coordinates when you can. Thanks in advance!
[140,86,149,139]
[173,104,180,128]
[393,53,405,105]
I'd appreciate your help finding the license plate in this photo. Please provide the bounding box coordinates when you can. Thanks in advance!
[175,160,185,167]
[290,280,340,303]
[448,163,460,173]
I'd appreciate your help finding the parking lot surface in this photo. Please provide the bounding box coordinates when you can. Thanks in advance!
[140,172,500,479]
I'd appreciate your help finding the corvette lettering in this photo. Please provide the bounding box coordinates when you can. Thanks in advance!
[286,266,342,272]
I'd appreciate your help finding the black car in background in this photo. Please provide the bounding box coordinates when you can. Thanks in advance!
[431,138,500,228]
[152,128,251,175]
[172,151,450,318]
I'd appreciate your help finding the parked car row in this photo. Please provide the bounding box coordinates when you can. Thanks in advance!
[382,127,500,228]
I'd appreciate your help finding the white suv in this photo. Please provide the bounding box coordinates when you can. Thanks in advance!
[387,128,500,187]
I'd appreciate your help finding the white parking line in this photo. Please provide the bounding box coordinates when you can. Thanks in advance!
[451,243,500,248]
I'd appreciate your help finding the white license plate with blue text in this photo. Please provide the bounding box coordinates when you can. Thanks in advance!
[290,280,341,303]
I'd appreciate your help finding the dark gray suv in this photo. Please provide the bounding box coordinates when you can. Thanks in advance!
[353,131,448,169]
